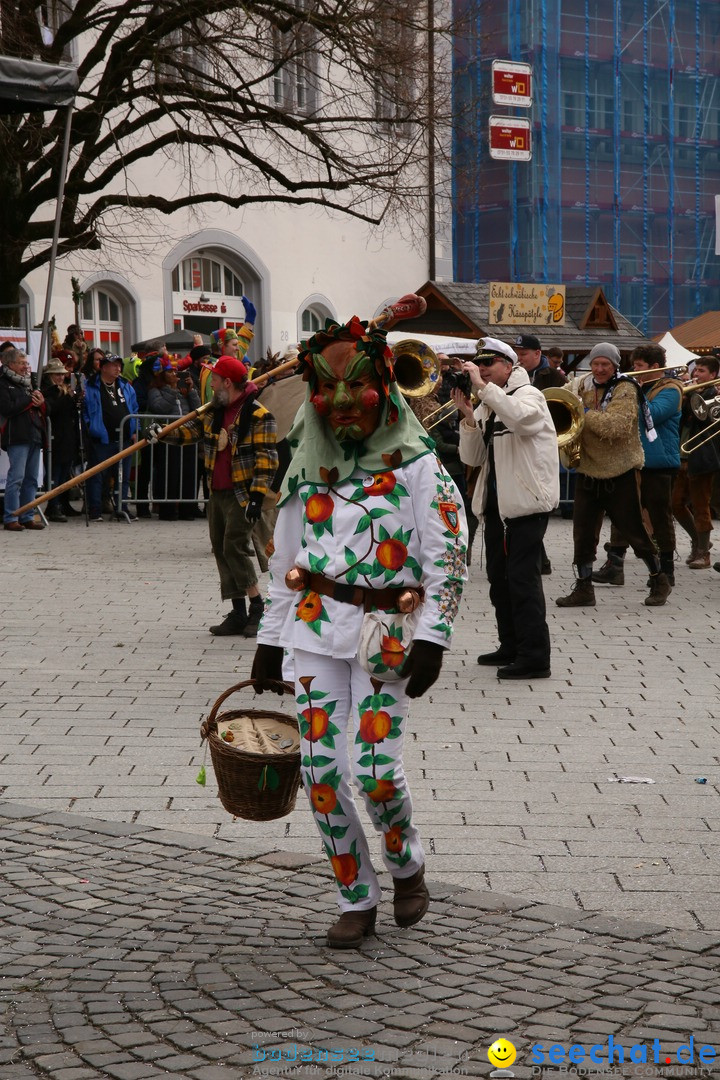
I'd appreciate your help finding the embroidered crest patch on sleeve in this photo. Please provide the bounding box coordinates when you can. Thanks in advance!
[438,500,460,535]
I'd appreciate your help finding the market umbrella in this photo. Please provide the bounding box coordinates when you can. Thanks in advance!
[132,329,212,351]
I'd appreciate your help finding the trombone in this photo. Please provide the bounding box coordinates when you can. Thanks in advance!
[625,364,688,380]
[682,377,720,424]
[680,378,720,453]
[672,368,720,429]
[681,415,720,454]
[422,395,471,431]
[682,377,720,394]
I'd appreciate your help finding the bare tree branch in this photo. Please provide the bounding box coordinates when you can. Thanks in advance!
[0,0,453,304]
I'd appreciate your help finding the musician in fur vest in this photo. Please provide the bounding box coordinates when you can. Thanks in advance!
[555,342,671,609]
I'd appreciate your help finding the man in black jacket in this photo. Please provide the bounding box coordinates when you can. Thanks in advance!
[42,358,79,523]
[0,349,46,531]
[513,334,567,390]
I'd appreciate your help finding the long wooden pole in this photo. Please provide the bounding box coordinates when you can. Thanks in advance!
[13,403,214,518]
[13,356,302,519]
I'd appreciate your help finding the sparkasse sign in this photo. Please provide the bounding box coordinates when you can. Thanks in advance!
[488,116,532,161]
[492,60,532,107]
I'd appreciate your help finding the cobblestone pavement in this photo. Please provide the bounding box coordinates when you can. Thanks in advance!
[2,801,720,1080]
[1,514,720,934]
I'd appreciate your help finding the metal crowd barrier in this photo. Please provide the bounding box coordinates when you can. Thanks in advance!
[117,412,201,512]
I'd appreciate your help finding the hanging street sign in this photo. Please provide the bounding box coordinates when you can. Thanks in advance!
[488,283,566,326]
[492,60,533,108]
[488,116,532,161]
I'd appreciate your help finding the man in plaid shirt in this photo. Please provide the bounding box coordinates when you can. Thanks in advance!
[161,355,278,636]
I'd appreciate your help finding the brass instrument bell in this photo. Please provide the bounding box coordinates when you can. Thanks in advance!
[542,386,585,469]
[391,339,442,399]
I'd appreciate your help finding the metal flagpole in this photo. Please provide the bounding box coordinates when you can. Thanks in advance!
[37,103,73,383]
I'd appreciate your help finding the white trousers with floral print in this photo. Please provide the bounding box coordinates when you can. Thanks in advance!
[293,648,425,912]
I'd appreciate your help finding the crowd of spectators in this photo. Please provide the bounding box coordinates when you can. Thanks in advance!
[0,329,233,527]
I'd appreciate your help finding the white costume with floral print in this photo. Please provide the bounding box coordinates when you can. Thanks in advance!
[259,455,468,910]
[260,456,467,658]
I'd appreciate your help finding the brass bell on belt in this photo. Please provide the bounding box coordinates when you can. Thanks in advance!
[397,589,422,613]
[285,566,309,591]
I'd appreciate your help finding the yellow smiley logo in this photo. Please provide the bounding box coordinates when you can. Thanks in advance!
[488,1039,517,1068]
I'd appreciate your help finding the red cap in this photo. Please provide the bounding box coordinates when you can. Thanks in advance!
[202,355,248,381]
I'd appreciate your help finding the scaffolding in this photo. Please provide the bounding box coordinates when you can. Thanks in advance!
[452,0,720,336]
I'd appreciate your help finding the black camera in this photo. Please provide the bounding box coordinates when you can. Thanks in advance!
[443,369,472,396]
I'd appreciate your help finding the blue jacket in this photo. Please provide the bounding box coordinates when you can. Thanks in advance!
[83,374,139,444]
[640,379,682,470]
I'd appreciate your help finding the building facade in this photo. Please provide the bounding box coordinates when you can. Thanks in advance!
[19,202,438,363]
[452,0,720,337]
[12,3,454,362]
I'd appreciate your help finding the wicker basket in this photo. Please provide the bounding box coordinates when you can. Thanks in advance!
[200,678,301,821]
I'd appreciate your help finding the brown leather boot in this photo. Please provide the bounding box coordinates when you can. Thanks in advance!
[645,572,671,607]
[591,557,625,585]
[393,866,430,927]
[555,578,596,607]
[688,533,711,569]
[326,907,377,949]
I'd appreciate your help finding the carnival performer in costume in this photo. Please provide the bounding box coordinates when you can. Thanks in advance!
[251,311,468,949]
[154,355,277,636]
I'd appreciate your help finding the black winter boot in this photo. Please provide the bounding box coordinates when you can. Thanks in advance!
[209,612,248,635]
[242,597,265,638]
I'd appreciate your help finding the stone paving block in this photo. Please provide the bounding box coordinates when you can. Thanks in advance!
[8,524,720,1079]
[4,517,720,932]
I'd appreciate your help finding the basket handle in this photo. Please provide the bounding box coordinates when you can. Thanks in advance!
[206,678,295,726]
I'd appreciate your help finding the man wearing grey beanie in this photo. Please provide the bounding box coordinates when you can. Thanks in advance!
[556,343,671,608]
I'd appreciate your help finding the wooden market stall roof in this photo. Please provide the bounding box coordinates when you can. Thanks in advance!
[656,311,720,355]
[398,282,646,354]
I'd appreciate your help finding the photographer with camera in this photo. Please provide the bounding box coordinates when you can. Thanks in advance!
[455,337,559,680]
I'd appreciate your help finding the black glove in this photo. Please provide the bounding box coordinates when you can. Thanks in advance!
[245,493,263,523]
[402,639,445,699]
[145,421,164,443]
[250,643,284,692]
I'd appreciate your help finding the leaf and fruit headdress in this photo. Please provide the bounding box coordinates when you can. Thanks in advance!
[297,316,401,424]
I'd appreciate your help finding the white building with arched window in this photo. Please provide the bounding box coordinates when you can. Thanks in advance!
[22,189,449,364]
[14,0,454,366]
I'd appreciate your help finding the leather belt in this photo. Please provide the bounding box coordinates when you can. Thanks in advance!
[307,572,423,614]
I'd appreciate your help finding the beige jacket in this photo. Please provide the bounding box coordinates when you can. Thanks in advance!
[570,374,644,478]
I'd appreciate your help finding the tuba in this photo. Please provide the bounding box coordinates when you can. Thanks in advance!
[391,339,442,398]
[542,386,585,468]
